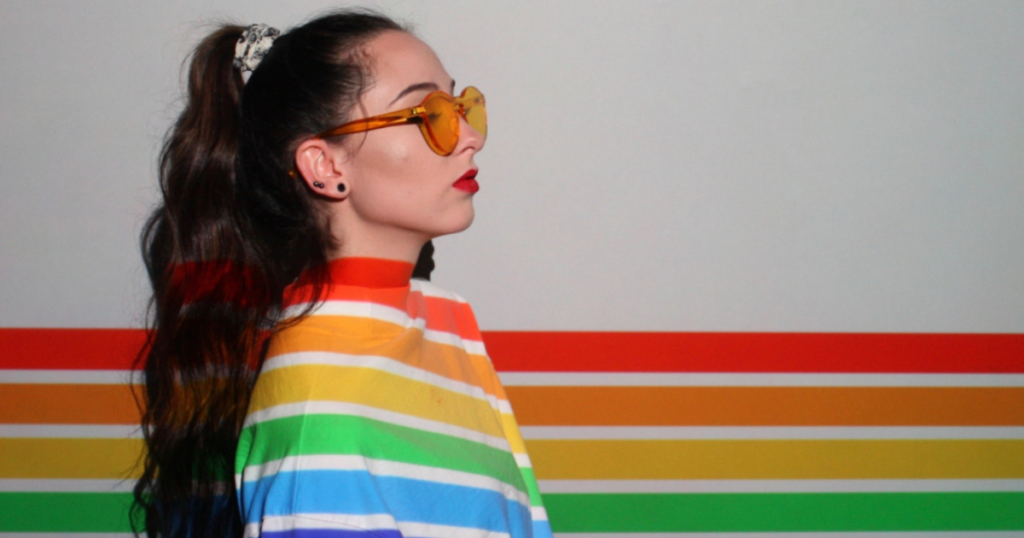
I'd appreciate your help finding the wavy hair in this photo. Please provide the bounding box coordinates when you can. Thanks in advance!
[132,11,418,537]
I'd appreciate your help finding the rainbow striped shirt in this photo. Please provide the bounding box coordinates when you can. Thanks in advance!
[236,258,552,538]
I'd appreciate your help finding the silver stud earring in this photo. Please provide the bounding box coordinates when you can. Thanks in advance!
[313,181,325,189]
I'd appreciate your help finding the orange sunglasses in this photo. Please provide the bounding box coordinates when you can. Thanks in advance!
[315,86,487,156]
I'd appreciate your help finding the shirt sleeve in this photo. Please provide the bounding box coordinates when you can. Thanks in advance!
[450,298,555,538]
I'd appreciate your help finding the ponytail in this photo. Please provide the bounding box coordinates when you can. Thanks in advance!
[134,12,406,537]
[134,25,263,538]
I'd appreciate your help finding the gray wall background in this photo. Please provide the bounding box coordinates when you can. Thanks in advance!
[2,0,1022,332]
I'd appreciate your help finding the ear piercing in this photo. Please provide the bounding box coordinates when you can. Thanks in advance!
[311,181,344,193]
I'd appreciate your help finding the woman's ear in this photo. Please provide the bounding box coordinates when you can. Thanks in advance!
[294,139,349,200]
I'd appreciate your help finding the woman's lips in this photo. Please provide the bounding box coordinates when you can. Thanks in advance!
[453,169,479,193]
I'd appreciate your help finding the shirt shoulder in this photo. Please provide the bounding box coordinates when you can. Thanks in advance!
[411,279,485,349]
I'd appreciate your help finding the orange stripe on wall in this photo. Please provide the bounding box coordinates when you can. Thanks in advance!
[0,385,142,424]
[506,386,1024,426]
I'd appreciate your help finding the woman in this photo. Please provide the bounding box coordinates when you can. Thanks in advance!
[135,10,551,538]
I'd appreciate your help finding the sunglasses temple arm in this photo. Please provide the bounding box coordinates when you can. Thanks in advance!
[317,110,422,139]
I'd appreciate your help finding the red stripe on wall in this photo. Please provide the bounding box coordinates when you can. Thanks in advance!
[483,332,1024,373]
[1,329,1023,373]
[0,329,147,370]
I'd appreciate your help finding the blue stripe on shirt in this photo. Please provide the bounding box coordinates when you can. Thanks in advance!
[262,529,404,538]
[242,469,532,536]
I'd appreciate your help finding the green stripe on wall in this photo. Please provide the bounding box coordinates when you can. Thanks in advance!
[0,492,133,532]
[4,491,1023,532]
[542,492,1024,532]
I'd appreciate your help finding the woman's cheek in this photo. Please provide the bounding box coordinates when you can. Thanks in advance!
[375,133,416,170]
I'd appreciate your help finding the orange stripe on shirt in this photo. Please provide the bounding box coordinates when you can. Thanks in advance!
[266,320,507,402]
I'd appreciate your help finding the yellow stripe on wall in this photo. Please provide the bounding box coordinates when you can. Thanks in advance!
[0,438,143,479]
[7,437,1022,481]
[526,439,1024,480]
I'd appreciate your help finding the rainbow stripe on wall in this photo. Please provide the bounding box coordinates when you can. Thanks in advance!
[1,329,1022,535]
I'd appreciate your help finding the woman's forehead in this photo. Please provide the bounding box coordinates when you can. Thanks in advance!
[364,31,452,108]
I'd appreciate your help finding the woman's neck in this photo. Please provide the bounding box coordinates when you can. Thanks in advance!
[329,218,430,266]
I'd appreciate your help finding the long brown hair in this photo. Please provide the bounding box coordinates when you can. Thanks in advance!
[134,11,408,537]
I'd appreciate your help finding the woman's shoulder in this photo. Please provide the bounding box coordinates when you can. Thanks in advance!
[410,277,469,303]
[410,278,484,344]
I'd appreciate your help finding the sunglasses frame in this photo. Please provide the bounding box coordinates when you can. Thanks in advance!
[313,86,486,156]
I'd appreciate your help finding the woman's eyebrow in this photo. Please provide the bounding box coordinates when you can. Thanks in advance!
[389,82,439,106]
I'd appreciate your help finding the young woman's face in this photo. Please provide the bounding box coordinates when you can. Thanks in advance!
[340,30,484,246]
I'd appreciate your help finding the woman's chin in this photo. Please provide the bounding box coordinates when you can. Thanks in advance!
[430,207,475,239]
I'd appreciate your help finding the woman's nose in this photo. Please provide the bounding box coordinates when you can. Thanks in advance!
[457,115,485,153]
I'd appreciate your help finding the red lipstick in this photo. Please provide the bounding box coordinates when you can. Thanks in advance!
[453,169,479,193]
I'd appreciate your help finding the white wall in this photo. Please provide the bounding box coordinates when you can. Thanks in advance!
[2,0,1022,332]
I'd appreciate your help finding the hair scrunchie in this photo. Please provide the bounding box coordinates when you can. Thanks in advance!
[233,23,280,82]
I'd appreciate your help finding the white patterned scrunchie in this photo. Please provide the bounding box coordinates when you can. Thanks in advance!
[233,23,280,82]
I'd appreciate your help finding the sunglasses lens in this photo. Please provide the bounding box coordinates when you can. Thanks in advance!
[419,88,488,155]
[461,87,487,139]
[423,93,459,155]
